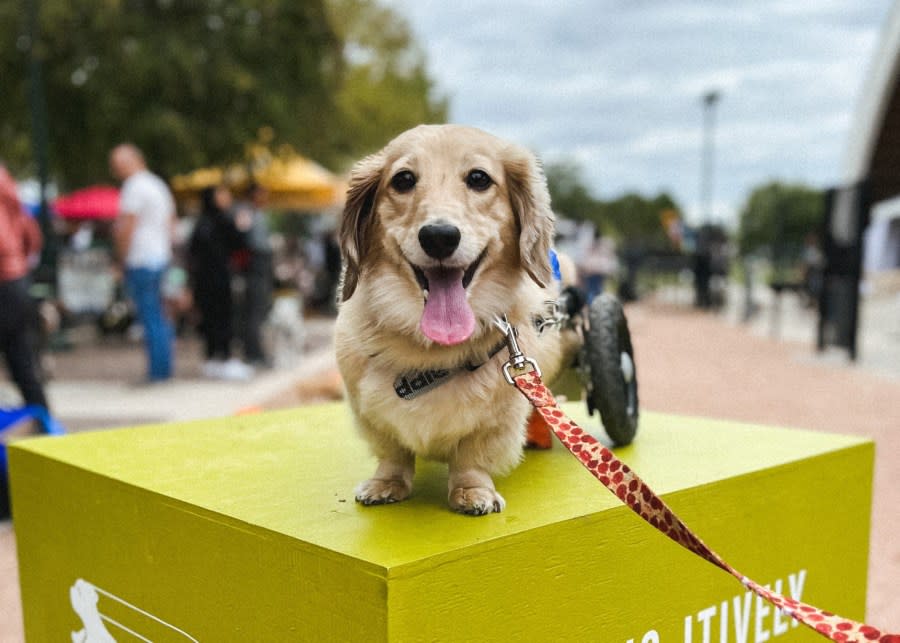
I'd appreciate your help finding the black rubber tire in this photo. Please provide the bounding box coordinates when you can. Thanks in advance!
[582,294,639,446]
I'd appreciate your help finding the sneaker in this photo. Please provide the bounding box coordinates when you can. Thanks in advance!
[219,359,254,381]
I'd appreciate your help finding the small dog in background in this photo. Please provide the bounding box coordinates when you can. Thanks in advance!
[335,125,572,515]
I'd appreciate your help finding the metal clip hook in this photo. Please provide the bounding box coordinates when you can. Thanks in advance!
[534,299,568,334]
[493,315,542,384]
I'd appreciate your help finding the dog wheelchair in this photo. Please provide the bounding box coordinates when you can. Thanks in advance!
[528,286,639,448]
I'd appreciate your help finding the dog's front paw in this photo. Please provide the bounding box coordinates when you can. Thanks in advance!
[448,487,506,516]
[355,478,412,506]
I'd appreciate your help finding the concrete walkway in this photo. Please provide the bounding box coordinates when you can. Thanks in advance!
[2,296,898,638]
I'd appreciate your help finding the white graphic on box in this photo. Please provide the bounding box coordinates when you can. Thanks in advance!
[70,578,198,642]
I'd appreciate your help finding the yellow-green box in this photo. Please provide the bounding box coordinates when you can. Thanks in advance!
[10,403,873,641]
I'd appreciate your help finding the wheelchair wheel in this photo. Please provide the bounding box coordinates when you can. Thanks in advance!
[582,294,639,446]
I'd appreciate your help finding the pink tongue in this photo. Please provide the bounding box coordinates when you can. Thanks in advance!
[420,268,475,345]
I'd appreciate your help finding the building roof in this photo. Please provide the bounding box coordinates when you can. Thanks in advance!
[843,1,900,203]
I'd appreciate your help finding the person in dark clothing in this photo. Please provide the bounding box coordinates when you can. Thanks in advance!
[188,185,252,380]
[693,249,713,309]
[692,227,714,309]
[0,164,48,410]
[236,183,274,366]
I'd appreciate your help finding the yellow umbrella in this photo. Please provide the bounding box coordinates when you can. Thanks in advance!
[170,166,225,195]
[170,150,345,211]
[251,155,346,211]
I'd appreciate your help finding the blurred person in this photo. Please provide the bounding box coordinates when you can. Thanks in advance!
[801,232,825,307]
[693,229,713,310]
[160,211,195,336]
[304,226,341,315]
[578,229,618,303]
[188,185,253,380]
[617,244,641,303]
[234,183,274,367]
[0,163,49,410]
[109,143,176,382]
[693,250,713,309]
[319,229,342,315]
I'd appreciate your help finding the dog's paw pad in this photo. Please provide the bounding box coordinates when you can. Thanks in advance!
[449,487,506,516]
[355,478,412,506]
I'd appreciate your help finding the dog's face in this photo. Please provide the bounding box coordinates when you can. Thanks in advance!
[339,125,554,347]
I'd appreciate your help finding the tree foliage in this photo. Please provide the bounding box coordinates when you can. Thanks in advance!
[737,181,825,257]
[544,161,600,223]
[545,160,681,249]
[0,0,446,189]
[328,0,448,157]
[601,192,680,249]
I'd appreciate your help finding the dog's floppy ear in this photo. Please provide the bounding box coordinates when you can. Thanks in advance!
[339,150,385,301]
[505,147,555,288]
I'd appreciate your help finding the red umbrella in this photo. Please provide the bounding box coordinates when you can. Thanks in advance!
[53,185,120,220]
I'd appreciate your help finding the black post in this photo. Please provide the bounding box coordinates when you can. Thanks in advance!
[25,0,56,290]
[817,182,870,360]
[846,182,870,360]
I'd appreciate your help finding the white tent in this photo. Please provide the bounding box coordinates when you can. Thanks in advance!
[864,195,900,275]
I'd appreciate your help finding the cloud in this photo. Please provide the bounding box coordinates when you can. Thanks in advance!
[383,0,892,225]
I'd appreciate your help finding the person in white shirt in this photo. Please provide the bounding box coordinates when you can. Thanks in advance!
[109,143,175,381]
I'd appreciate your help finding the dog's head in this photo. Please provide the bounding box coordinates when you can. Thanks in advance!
[339,124,555,346]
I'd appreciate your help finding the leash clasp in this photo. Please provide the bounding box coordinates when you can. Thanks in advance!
[494,315,542,385]
[534,299,568,334]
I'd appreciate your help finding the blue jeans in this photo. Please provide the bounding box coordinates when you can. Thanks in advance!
[125,267,173,381]
[584,273,606,304]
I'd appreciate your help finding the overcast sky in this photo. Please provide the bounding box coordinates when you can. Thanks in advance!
[382,0,894,226]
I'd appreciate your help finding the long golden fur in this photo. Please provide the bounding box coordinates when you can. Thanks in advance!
[335,124,568,515]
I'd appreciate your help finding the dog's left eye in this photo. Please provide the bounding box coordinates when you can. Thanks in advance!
[465,169,493,192]
[390,170,417,193]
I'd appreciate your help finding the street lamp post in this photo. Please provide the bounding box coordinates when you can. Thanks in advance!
[700,90,721,226]
[693,90,721,310]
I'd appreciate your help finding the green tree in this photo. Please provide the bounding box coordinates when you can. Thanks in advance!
[327,0,448,159]
[1,0,445,188]
[737,182,825,258]
[545,161,602,223]
[601,192,679,249]
[545,160,681,249]
[2,1,343,186]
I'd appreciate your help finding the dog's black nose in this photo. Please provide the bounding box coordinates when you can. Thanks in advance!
[418,223,461,260]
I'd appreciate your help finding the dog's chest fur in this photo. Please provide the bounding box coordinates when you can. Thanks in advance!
[335,289,563,466]
[355,352,529,458]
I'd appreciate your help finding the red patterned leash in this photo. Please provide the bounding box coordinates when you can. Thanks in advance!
[487,318,895,643]
[510,370,899,643]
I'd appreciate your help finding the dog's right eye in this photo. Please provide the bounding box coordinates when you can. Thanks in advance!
[465,169,493,192]
[390,170,417,193]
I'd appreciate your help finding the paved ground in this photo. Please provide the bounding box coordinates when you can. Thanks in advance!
[1,291,898,638]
